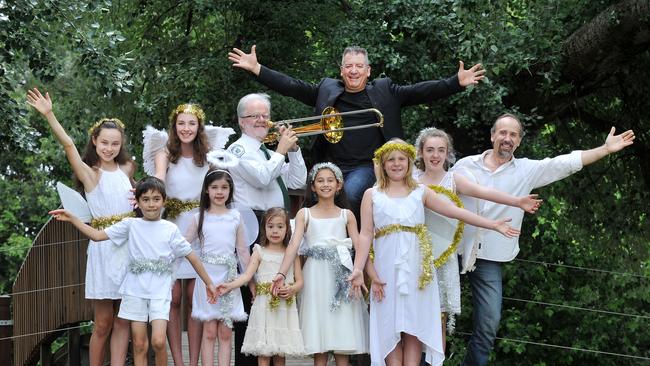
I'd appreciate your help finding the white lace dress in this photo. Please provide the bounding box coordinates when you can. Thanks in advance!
[85,168,132,299]
[424,172,461,332]
[241,245,304,357]
[166,156,208,279]
[299,208,369,355]
[369,186,444,366]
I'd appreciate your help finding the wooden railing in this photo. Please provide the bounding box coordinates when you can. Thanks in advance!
[11,217,91,365]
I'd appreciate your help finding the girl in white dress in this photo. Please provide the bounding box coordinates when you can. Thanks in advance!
[184,169,250,366]
[219,207,305,366]
[27,88,134,366]
[356,141,520,366]
[143,104,233,365]
[413,127,541,344]
[272,162,369,366]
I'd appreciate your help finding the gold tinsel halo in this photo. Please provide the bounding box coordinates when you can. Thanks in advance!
[169,103,205,123]
[372,142,417,164]
[88,118,125,136]
[164,198,199,220]
[427,184,465,268]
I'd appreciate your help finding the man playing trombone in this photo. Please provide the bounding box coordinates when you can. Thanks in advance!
[228,45,484,219]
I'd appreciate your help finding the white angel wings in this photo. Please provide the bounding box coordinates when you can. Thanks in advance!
[142,124,236,176]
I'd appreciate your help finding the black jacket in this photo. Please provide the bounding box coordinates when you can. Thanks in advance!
[256,65,464,162]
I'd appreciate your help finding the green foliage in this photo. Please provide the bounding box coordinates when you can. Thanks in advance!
[1,0,647,364]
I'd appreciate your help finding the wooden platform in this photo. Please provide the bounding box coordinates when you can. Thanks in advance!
[167,331,317,365]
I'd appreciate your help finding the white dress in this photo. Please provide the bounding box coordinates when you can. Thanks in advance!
[191,210,247,326]
[166,156,209,279]
[85,168,132,299]
[424,172,461,332]
[241,245,304,357]
[369,186,444,366]
[299,208,369,355]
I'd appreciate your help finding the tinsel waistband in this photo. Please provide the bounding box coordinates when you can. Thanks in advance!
[374,223,433,290]
[201,253,238,328]
[90,211,136,229]
[303,245,352,311]
[256,282,295,310]
[164,198,199,220]
[128,258,173,276]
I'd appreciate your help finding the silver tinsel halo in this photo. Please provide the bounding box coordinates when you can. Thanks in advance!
[308,162,344,185]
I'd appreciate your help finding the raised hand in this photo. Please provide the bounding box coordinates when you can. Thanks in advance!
[228,45,262,75]
[457,61,486,87]
[604,127,635,154]
[519,194,542,214]
[26,88,53,116]
[494,218,520,238]
[347,268,368,299]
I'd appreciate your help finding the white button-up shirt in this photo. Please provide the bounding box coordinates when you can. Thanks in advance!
[452,149,583,262]
[227,134,307,211]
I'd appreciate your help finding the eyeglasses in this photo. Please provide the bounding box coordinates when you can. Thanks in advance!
[240,114,270,121]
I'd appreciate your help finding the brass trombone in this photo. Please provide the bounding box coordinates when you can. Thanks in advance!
[264,107,384,144]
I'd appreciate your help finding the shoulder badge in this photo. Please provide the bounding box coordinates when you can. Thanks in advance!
[228,144,245,158]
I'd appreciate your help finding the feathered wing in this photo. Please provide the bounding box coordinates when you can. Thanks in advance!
[230,202,259,247]
[205,124,235,151]
[142,125,169,176]
[206,149,240,170]
[56,182,93,223]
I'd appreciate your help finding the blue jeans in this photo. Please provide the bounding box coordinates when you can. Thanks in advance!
[462,259,503,366]
[342,165,376,221]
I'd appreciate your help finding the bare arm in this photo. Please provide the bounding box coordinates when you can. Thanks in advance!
[354,189,374,271]
[217,251,261,295]
[271,208,306,293]
[455,174,542,214]
[345,209,367,296]
[186,252,217,303]
[581,127,635,166]
[277,256,304,299]
[423,188,520,237]
[27,88,96,190]
[49,209,108,241]
[153,150,169,181]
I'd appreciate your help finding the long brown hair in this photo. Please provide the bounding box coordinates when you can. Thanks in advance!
[77,118,133,190]
[167,103,210,166]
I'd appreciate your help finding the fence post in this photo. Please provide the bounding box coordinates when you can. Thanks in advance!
[0,295,12,365]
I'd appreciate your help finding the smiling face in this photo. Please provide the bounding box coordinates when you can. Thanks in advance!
[421,136,449,173]
[383,150,410,182]
[174,112,199,145]
[265,215,287,246]
[311,168,342,201]
[92,128,123,163]
[491,116,522,160]
[340,52,371,93]
[138,189,165,221]
[239,99,271,141]
[207,177,231,208]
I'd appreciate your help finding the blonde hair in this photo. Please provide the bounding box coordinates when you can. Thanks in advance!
[374,141,418,191]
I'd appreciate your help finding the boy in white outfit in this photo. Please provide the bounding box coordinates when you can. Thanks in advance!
[50,176,217,366]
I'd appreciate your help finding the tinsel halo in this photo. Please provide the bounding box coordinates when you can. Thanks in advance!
[169,103,205,123]
[88,118,125,136]
[373,142,417,164]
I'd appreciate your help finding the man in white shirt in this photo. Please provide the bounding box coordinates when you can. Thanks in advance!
[452,113,635,366]
[228,93,307,214]
[227,92,307,366]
